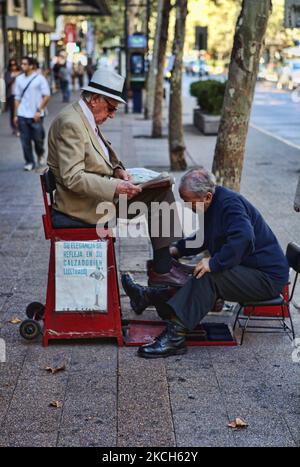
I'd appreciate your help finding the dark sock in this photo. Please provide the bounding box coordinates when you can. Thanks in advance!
[153,247,172,274]
[169,315,188,335]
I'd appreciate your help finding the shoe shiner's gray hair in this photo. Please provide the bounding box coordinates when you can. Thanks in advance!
[179,167,216,197]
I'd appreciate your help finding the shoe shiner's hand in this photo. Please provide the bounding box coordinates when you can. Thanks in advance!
[193,257,211,279]
[115,180,142,200]
[114,168,133,182]
[169,246,181,259]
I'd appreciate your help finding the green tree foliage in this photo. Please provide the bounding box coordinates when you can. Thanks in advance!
[190,79,226,114]
[184,0,295,61]
[93,0,125,46]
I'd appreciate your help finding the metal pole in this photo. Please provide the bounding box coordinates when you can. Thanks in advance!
[146,0,150,54]
[124,0,129,113]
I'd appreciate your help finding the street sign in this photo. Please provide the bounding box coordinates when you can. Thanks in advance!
[64,23,77,44]
[128,33,147,49]
[284,0,300,28]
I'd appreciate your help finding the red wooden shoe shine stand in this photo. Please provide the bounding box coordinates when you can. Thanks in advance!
[41,175,123,347]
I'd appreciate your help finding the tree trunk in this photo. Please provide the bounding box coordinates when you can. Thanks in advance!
[144,0,164,119]
[168,0,188,171]
[128,1,140,35]
[152,0,171,137]
[212,0,272,191]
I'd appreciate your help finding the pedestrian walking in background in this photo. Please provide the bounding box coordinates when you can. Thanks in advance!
[58,62,70,103]
[32,58,41,74]
[52,58,61,92]
[76,61,85,88]
[5,58,20,136]
[86,58,94,82]
[14,56,51,171]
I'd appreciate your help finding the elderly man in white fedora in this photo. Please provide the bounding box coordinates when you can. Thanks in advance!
[47,68,186,288]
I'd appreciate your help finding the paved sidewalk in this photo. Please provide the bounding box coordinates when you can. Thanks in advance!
[0,89,299,447]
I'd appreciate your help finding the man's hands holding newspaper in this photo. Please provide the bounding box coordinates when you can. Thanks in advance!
[114,168,142,200]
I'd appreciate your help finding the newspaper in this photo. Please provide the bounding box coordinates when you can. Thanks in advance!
[127,168,174,189]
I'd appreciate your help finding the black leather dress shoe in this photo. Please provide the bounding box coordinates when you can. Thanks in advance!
[121,273,151,314]
[121,273,173,314]
[138,320,187,358]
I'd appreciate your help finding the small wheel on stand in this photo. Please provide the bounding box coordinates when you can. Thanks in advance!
[19,319,42,340]
[26,302,45,320]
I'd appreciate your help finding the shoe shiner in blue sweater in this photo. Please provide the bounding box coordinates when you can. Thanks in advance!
[122,167,289,358]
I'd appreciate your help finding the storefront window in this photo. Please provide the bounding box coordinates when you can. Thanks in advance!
[7,30,17,63]
[21,31,28,56]
[27,32,33,55]
[32,32,37,57]
[37,33,45,68]
[45,34,50,47]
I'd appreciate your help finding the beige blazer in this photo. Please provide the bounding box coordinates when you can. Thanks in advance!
[47,102,124,224]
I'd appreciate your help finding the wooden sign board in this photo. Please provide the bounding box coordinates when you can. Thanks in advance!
[55,240,107,312]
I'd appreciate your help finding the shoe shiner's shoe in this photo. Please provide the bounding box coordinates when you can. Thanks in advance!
[121,273,174,315]
[137,318,188,358]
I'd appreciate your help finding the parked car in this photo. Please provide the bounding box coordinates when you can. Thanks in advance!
[277,60,300,90]
[185,59,208,77]
[290,61,300,87]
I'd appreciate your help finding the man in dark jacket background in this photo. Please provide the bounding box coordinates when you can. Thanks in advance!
[122,167,289,358]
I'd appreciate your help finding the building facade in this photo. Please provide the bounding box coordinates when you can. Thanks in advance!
[4,0,55,68]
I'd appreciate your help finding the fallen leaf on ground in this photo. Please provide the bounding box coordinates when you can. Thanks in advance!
[8,318,22,324]
[49,401,63,408]
[228,417,248,429]
[45,364,66,374]
[85,416,93,421]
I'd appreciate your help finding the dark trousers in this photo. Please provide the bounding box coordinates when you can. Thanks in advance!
[18,117,45,165]
[115,186,183,251]
[7,95,17,132]
[166,265,283,330]
[60,80,70,102]
[77,74,84,88]
[51,187,183,251]
[51,208,96,228]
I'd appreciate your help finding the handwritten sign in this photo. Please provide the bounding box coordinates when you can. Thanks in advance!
[55,240,107,312]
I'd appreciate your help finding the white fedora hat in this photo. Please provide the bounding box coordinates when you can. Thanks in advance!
[81,67,126,104]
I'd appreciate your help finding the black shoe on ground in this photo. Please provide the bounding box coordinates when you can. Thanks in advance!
[137,320,187,358]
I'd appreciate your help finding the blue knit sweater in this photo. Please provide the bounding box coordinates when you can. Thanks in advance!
[176,186,289,288]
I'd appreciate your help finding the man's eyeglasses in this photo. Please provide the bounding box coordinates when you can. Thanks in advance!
[103,96,118,114]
